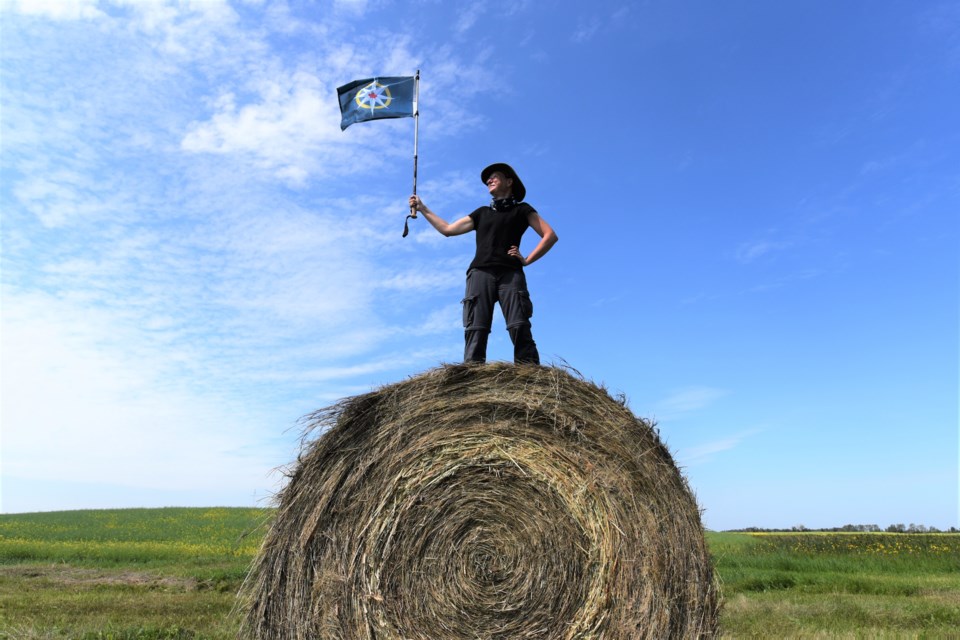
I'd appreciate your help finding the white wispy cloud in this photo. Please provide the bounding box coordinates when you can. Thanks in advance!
[918,3,960,67]
[735,238,792,263]
[569,6,631,44]
[333,0,370,15]
[653,386,729,418]
[456,4,486,33]
[676,429,762,467]
[379,271,463,292]
[181,72,352,185]
[571,16,602,43]
[6,0,106,20]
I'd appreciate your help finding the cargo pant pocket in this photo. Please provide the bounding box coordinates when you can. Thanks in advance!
[503,288,533,329]
[520,290,533,319]
[461,295,478,328]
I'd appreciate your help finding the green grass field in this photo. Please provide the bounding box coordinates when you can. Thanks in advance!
[710,532,960,637]
[0,508,268,639]
[1,509,958,638]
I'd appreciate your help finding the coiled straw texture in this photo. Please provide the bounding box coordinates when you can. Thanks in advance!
[244,363,719,639]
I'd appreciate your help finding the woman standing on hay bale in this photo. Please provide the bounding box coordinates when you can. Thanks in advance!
[409,162,558,365]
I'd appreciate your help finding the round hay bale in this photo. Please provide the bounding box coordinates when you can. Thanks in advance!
[243,363,719,639]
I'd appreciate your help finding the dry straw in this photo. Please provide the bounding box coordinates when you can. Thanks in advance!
[243,363,719,639]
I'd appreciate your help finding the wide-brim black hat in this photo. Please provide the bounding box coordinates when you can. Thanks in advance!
[481,162,526,202]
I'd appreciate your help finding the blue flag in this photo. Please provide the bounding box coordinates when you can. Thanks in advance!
[337,76,416,131]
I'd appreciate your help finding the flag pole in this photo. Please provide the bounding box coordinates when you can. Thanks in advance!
[411,70,420,219]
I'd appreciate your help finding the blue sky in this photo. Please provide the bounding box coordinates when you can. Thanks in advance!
[1,0,957,531]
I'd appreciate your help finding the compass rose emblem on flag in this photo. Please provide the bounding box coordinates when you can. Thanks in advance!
[355,81,393,110]
[337,75,416,130]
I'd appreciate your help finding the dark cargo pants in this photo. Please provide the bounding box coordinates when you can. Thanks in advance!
[461,267,540,365]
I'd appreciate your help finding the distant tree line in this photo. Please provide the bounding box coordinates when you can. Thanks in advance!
[729,523,959,533]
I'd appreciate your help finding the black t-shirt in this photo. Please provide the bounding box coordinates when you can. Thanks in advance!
[467,202,535,273]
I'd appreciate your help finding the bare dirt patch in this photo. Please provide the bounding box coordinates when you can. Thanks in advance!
[0,564,198,590]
